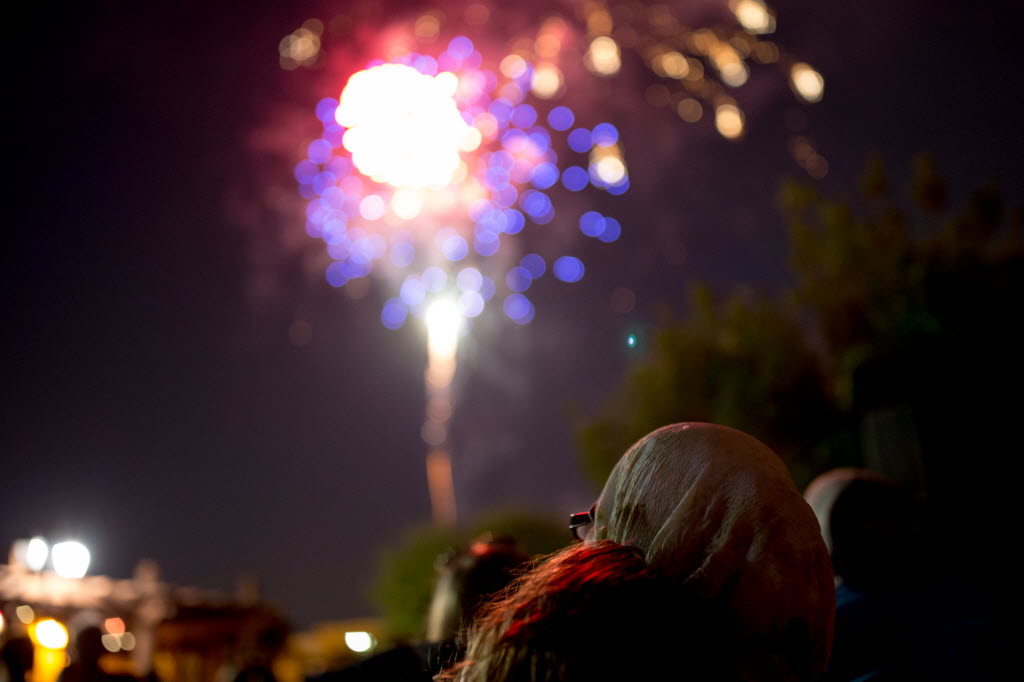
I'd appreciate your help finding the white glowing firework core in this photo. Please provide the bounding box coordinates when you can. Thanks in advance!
[336,64,479,189]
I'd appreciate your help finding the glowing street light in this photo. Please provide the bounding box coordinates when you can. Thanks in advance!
[51,541,90,579]
[25,537,49,572]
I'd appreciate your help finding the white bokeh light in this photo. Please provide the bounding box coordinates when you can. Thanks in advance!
[336,64,478,188]
[51,540,90,578]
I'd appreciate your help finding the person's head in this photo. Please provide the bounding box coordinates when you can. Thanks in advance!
[74,626,105,666]
[586,422,835,681]
[425,535,530,643]
[804,468,923,592]
[456,541,739,682]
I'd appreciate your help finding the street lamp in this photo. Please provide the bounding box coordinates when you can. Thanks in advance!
[51,541,90,579]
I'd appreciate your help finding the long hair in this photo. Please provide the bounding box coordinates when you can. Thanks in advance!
[452,541,740,682]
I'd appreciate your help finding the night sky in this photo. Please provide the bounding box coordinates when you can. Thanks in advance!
[5,0,1022,628]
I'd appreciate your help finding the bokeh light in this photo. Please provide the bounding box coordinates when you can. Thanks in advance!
[299,33,629,328]
[33,620,68,650]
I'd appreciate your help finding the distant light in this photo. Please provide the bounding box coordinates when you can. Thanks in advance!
[26,537,49,572]
[733,0,774,34]
[503,294,535,324]
[790,63,824,102]
[382,299,408,330]
[359,195,387,220]
[715,104,745,139]
[425,300,462,359]
[586,36,621,75]
[506,266,533,292]
[336,64,473,188]
[562,166,589,191]
[101,634,121,653]
[345,631,375,653]
[567,129,593,153]
[499,54,528,79]
[553,256,585,283]
[520,253,546,278]
[531,65,563,98]
[120,632,136,651]
[458,291,485,317]
[456,267,483,292]
[653,51,689,79]
[627,334,638,348]
[104,618,126,636]
[51,541,90,579]
[447,36,474,60]
[34,619,69,650]
[391,189,423,220]
[677,98,703,123]
[591,123,619,147]
[16,606,34,624]
[593,156,627,184]
[579,211,606,238]
[0,611,5,635]
[598,217,622,243]
[547,106,574,131]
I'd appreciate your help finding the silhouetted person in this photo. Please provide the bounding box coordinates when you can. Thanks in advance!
[59,626,135,682]
[313,535,528,682]
[1,634,34,682]
[805,468,1003,680]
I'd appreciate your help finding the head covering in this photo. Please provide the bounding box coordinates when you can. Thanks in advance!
[593,423,834,680]
[804,468,921,592]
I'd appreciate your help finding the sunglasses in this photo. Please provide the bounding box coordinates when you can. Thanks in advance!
[568,502,597,541]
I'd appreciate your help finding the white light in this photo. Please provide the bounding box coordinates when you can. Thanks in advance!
[51,540,90,578]
[336,64,473,188]
[26,537,49,571]
[101,634,121,652]
[34,619,69,650]
[344,631,375,653]
[425,300,462,360]
[790,63,824,102]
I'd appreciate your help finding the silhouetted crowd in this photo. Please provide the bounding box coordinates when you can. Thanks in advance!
[314,422,1005,681]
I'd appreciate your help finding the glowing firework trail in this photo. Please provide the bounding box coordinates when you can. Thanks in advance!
[296,34,629,525]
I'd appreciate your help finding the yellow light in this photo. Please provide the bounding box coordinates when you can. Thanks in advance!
[593,156,627,184]
[732,0,774,34]
[335,64,473,188]
[585,36,621,76]
[344,631,375,653]
[790,63,824,102]
[33,620,69,650]
[16,605,34,624]
[677,98,703,122]
[0,611,5,635]
[720,61,749,86]
[715,103,745,139]
[414,13,441,40]
[391,189,423,220]
[653,51,689,79]
[531,64,563,98]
